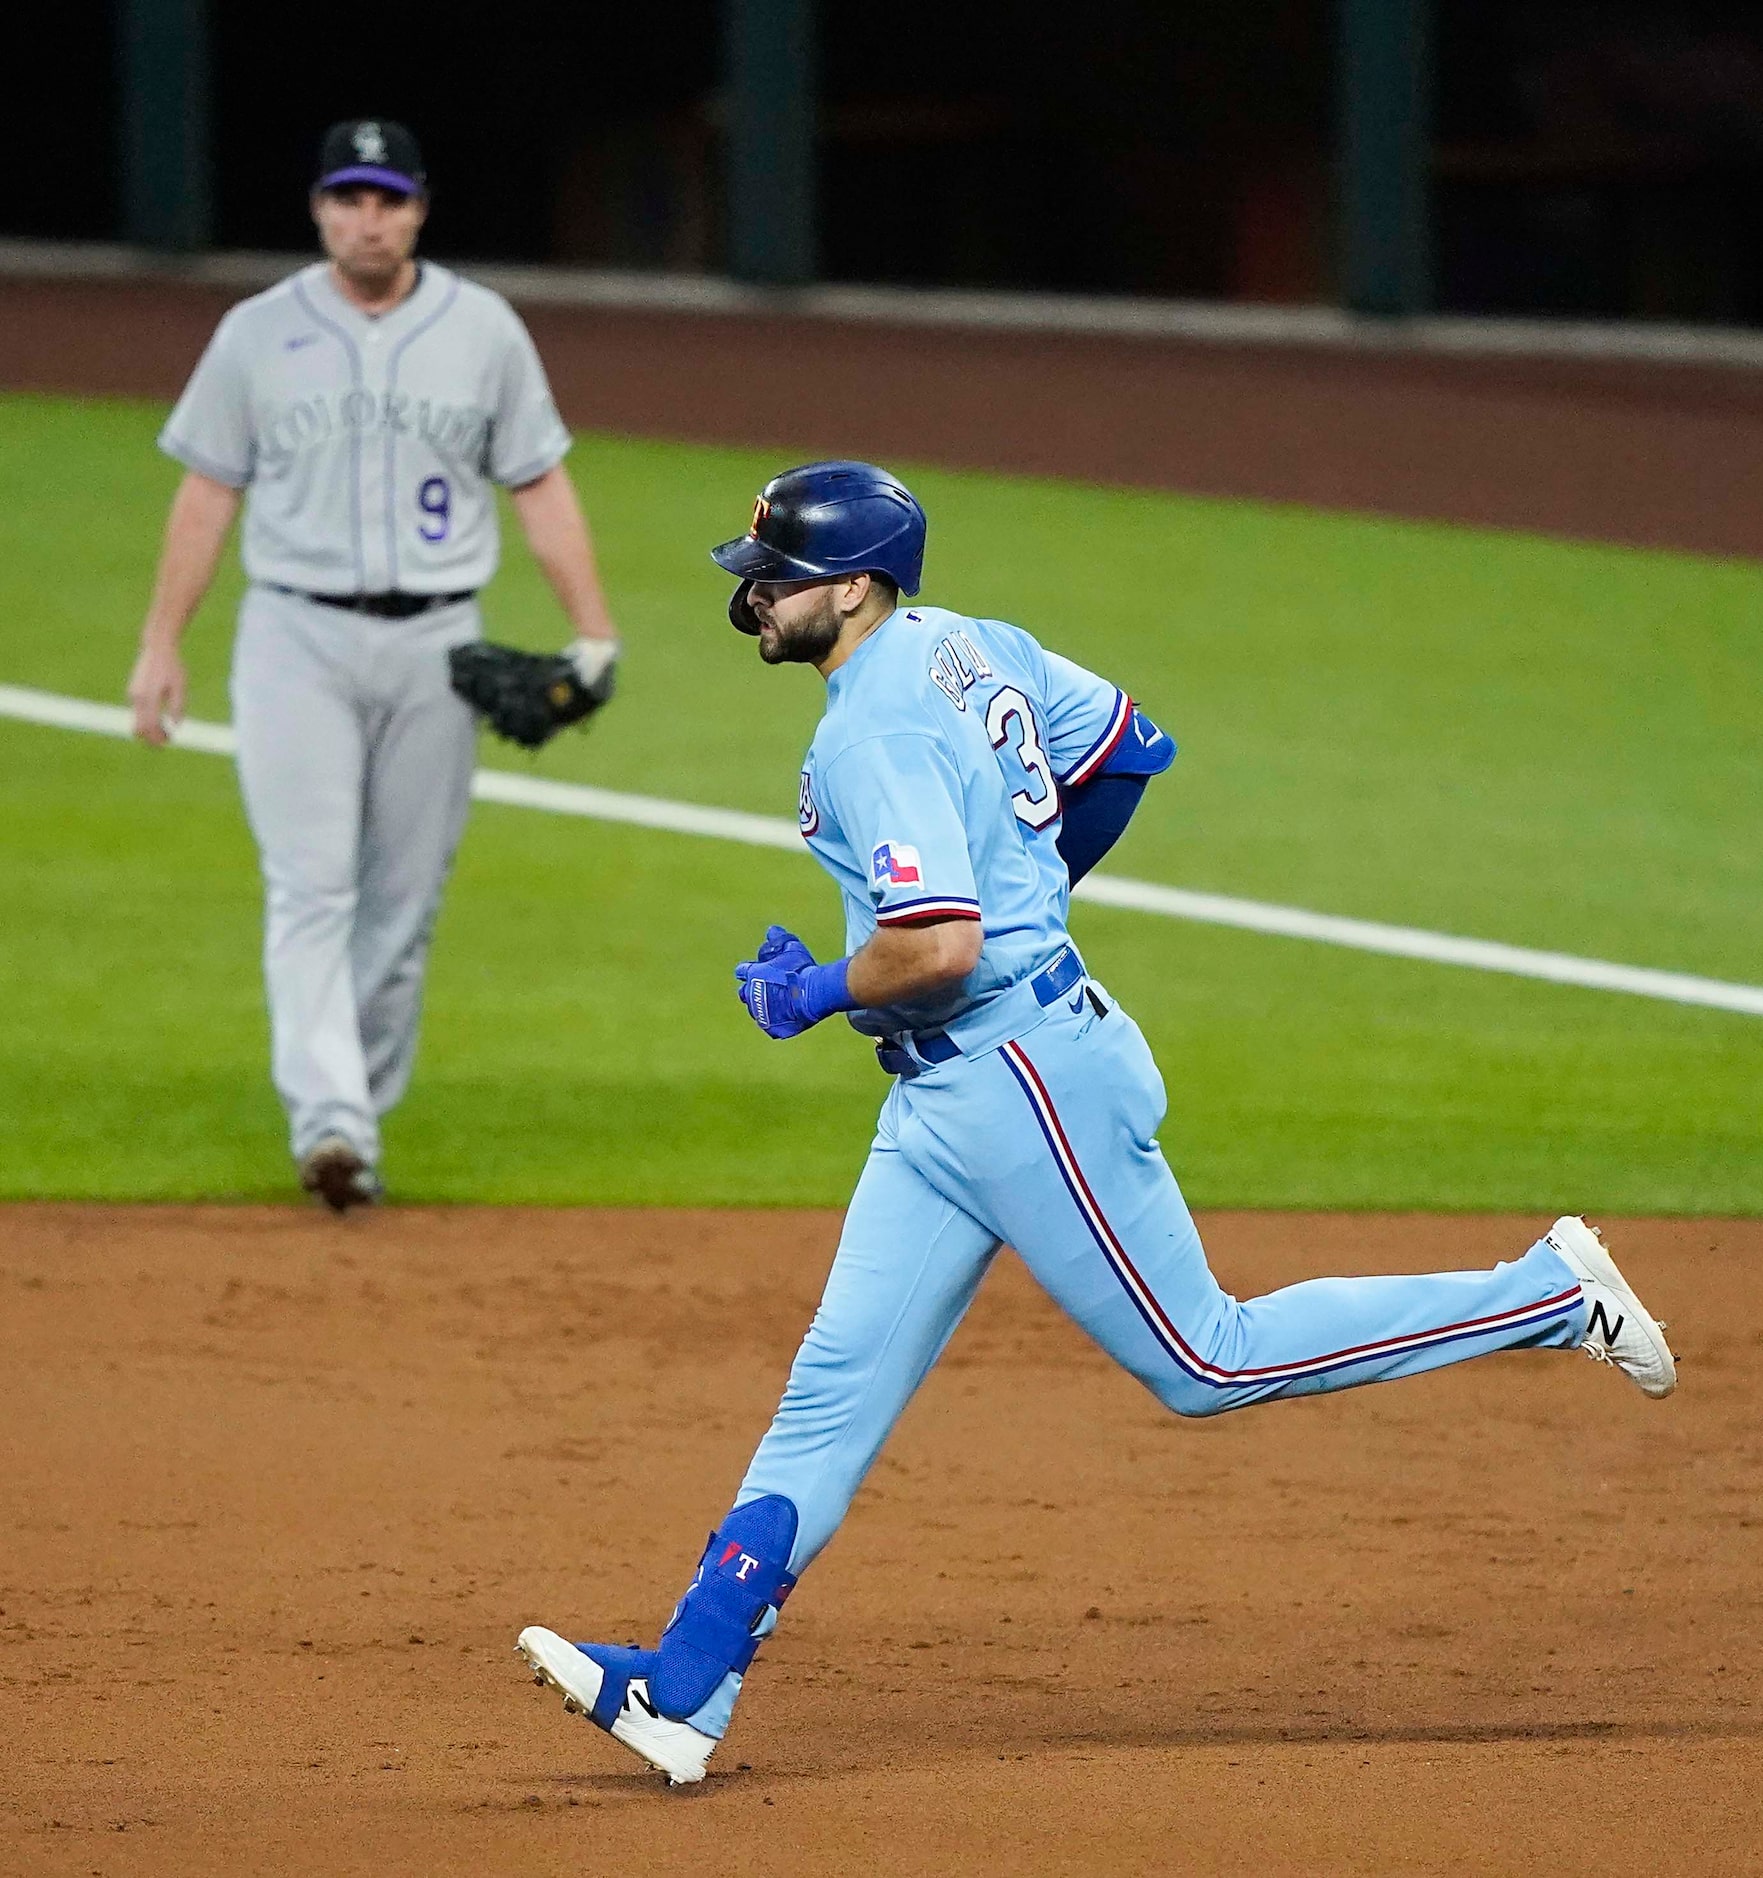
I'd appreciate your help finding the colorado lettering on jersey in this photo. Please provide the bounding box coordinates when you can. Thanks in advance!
[798,769,820,836]
[255,390,492,476]
[928,630,995,710]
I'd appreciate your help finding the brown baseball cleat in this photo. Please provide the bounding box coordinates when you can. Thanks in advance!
[298,1135,383,1214]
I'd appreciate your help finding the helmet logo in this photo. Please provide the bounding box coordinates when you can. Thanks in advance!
[749,495,771,539]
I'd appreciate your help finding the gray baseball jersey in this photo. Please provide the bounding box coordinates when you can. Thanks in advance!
[159,260,571,594]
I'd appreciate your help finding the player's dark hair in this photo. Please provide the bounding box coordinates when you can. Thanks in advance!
[867,574,899,607]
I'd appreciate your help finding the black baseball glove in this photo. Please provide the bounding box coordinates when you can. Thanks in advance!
[448,638,619,750]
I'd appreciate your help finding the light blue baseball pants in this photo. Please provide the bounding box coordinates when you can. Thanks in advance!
[688,984,1588,1736]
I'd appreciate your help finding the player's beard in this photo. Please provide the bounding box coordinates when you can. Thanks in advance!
[757,588,845,666]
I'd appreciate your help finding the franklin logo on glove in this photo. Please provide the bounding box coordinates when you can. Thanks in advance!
[733,924,859,1041]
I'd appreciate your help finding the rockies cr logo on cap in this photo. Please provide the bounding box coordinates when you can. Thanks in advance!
[316,118,426,194]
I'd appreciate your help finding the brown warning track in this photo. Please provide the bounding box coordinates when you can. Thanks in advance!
[2,1204,1758,1875]
[3,273,1763,558]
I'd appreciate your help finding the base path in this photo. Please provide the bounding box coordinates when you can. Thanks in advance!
[3,271,1762,558]
[2,1204,1756,1876]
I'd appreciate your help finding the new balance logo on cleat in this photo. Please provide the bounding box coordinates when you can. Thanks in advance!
[514,1626,717,1786]
[1587,1300,1626,1347]
[1544,1216,1677,1400]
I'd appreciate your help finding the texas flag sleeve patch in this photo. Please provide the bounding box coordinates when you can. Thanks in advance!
[871,841,922,887]
[869,840,981,926]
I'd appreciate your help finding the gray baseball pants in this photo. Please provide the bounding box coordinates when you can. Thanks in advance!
[230,583,480,1167]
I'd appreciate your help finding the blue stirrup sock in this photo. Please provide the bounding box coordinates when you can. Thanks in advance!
[585,1494,798,1727]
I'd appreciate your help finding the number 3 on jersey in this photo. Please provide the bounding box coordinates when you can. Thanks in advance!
[986,686,1059,830]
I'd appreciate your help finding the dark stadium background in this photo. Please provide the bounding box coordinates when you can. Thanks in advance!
[6,0,1762,324]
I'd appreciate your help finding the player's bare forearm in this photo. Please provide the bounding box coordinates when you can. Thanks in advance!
[130,471,240,743]
[140,471,242,649]
[846,918,983,1008]
[509,464,618,641]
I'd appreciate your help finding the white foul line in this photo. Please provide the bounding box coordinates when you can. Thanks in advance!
[4,681,1759,1020]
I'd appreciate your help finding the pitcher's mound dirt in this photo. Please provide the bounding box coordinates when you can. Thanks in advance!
[1,1205,1757,1875]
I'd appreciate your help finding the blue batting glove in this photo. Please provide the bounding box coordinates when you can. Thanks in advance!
[734,928,858,1040]
[753,923,816,972]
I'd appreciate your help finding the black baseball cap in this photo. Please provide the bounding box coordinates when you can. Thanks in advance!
[315,119,426,196]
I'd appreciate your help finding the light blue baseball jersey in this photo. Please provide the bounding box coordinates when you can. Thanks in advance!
[797,604,1136,1037]
[562,595,1599,1758]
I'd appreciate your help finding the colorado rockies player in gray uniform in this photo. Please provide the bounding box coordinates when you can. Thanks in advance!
[127,120,620,1209]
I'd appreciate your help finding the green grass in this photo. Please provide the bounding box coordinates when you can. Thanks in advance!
[1,390,1758,1208]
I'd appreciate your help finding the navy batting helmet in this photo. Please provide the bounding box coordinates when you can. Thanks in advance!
[711,460,926,635]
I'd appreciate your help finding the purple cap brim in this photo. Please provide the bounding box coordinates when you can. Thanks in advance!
[317,164,423,195]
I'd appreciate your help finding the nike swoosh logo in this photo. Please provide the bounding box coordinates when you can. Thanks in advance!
[284,333,319,351]
[1067,991,1086,1013]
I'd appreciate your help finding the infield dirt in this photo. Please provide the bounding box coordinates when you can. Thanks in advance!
[2,1204,1758,1875]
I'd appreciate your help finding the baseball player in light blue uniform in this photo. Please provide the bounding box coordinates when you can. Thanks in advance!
[128,120,620,1209]
[517,462,1675,1784]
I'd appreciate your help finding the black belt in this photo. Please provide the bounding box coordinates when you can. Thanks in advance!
[876,945,1094,1080]
[276,586,476,619]
[876,1030,961,1078]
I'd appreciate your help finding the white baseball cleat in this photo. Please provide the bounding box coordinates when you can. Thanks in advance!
[1545,1216,1676,1399]
[515,1625,717,1786]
